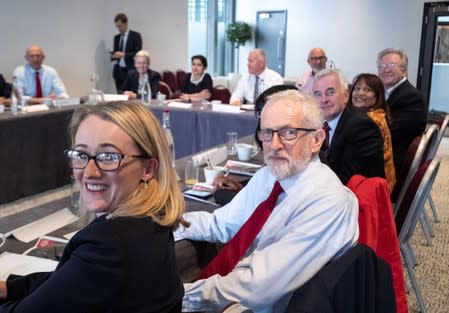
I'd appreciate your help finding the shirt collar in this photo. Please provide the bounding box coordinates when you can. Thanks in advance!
[278,155,320,195]
[385,77,406,99]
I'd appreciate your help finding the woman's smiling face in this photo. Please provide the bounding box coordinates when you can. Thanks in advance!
[72,115,149,213]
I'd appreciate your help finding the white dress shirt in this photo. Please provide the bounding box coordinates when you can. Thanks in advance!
[175,156,359,313]
[230,67,284,104]
[385,77,406,100]
[12,64,69,99]
[118,30,129,68]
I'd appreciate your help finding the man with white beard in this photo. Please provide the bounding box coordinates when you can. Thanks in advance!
[175,89,359,313]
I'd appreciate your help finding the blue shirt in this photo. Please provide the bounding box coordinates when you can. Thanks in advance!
[175,156,359,313]
[13,64,68,98]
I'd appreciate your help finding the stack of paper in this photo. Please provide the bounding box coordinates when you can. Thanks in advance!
[21,104,49,113]
[0,252,58,280]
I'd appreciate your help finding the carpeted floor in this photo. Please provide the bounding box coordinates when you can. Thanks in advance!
[406,136,449,313]
[0,138,448,313]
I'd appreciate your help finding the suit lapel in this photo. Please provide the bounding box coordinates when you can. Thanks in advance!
[327,105,350,156]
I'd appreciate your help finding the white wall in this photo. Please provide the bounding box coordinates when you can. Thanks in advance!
[235,0,447,85]
[0,0,187,96]
[1,0,446,96]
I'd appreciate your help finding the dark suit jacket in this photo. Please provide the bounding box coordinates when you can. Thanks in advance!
[181,73,213,95]
[387,79,427,174]
[285,244,396,313]
[0,74,11,98]
[112,30,142,69]
[322,105,385,185]
[1,216,183,313]
[119,69,161,99]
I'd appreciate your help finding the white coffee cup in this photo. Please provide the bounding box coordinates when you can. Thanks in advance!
[0,104,5,113]
[211,100,222,105]
[0,233,6,248]
[236,143,256,161]
[157,93,166,102]
[204,167,223,185]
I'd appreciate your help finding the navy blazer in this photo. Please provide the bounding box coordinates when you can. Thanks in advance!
[119,69,161,99]
[285,244,396,313]
[387,79,427,174]
[0,74,11,98]
[1,216,183,313]
[112,30,142,69]
[322,105,385,185]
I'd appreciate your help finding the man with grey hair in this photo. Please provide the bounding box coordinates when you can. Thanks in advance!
[230,48,284,106]
[13,45,69,104]
[312,68,385,184]
[377,48,427,174]
[176,89,359,312]
[296,47,328,95]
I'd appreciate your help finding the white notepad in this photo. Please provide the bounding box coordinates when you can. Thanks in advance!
[7,208,78,243]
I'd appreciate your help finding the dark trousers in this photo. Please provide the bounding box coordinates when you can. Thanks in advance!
[113,65,129,93]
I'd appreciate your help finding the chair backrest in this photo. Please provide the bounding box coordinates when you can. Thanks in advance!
[285,244,396,313]
[162,70,178,93]
[395,158,440,243]
[158,81,172,99]
[430,114,449,157]
[347,175,408,313]
[392,133,428,213]
[212,86,231,104]
[176,69,186,91]
[422,124,439,161]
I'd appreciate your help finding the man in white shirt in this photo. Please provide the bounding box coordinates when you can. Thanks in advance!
[230,49,283,106]
[12,45,69,104]
[296,48,327,95]
[176,89,359,313]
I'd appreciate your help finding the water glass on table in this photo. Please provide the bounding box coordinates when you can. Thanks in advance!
[225,131,238,155]
[184,160,199,187]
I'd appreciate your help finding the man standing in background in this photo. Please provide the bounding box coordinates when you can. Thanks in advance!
[111,13,142,92]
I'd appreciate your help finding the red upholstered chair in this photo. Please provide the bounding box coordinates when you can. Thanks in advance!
[391,135,425,206]
[158,81,172,99]
[394,158,441,313]
[162,71,178,94]
[212,86,231,104]
[347,175,408,313]
[176,69,186,91]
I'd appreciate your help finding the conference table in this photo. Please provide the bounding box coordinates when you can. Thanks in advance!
[0,101,258,205]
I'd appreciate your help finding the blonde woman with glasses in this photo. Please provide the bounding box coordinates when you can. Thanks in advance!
[0,101,185,312]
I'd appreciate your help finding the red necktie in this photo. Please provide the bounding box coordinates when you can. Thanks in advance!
[323,121,331,150]
[198,181,284,279]
[35,71,43,98]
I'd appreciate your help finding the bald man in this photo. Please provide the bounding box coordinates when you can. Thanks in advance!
[296,48,328,95]
[230,49,283,106]
[12,45,68,104]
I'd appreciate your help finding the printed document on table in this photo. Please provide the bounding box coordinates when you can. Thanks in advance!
[0,252,58,280]
[8,208,78,243]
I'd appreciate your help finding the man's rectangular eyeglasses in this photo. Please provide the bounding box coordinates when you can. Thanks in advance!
[309,56,327,62]
[257,127,317,142]
[64,150,148,171]
[377,63,400,69]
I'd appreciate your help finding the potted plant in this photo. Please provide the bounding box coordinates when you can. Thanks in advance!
[226,21,251,72]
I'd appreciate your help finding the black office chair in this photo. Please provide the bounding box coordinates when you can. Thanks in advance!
[285,244,396,313]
